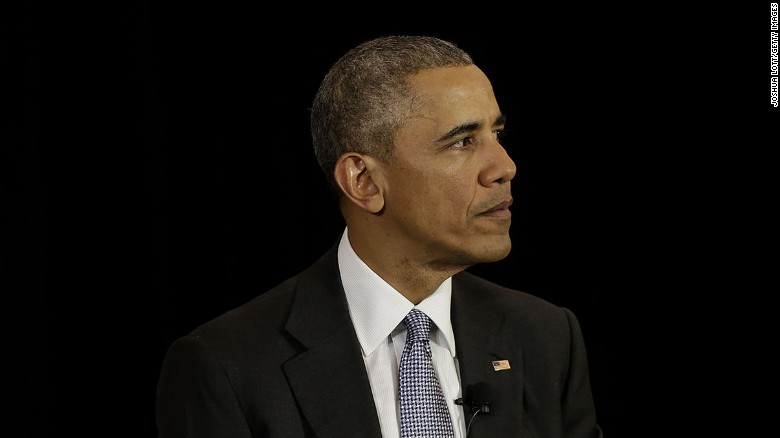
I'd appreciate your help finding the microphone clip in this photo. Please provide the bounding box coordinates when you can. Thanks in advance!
[453,397,490,414]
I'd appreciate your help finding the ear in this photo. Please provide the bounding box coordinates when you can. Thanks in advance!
[333,153,385,214]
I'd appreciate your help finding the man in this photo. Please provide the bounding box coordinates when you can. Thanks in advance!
[156,35,602,438]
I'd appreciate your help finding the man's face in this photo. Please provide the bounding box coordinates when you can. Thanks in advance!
[379,64,516,269]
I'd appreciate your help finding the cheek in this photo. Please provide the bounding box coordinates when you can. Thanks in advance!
[423,172,475,218]
[446,177,476,216]
[388,162,476,220]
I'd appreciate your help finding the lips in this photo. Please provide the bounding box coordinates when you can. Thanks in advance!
[480,198,513,217]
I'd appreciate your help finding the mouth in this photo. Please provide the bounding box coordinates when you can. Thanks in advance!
[479,198,513,219]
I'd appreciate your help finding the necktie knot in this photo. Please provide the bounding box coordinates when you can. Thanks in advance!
[403,309,432,343]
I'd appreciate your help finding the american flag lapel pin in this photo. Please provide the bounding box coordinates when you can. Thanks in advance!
[492,359,511,371]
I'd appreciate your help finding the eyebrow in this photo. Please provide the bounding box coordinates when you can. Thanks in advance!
[436,114,507,143]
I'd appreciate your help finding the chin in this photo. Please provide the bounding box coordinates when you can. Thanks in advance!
[471,236,512,263]
[484,247,512,263]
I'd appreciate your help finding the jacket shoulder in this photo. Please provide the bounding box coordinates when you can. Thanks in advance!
[453,270,561,311]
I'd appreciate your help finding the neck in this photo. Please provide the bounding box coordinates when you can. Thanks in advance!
[346,227,464,304]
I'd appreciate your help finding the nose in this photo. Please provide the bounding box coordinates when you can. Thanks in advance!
[479,139,517,187]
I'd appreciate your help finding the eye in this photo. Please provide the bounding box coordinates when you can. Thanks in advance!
[494,129,506,144]
[450,136,476,150]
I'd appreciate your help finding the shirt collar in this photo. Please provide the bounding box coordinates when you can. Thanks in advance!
[338,228,456,358]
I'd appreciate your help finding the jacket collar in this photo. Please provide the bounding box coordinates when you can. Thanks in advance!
[282,242,384,438]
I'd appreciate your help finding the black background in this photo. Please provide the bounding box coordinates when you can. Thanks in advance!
[4,3,776,437]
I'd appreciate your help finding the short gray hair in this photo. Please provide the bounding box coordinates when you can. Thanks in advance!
[310,35,474,193]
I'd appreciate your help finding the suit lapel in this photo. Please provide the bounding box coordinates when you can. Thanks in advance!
[282,246,383,438]
[452,274,524,437]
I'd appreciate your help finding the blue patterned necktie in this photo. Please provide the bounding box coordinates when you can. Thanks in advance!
[399,309,455,438]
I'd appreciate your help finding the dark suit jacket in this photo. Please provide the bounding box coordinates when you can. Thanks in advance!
[156,242,603,438]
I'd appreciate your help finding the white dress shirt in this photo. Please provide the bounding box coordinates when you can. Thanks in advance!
[338,228,466,438]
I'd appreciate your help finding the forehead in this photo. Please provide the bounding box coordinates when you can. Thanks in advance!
[405,65,501,127]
